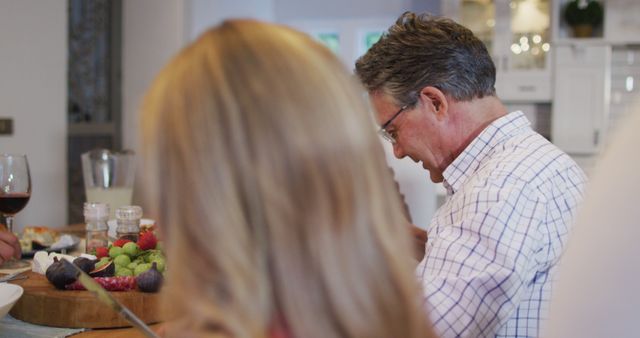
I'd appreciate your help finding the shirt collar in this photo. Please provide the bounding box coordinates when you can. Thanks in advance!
[442,111,531,195]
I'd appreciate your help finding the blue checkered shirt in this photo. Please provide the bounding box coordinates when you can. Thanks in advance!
[416,111,587,337]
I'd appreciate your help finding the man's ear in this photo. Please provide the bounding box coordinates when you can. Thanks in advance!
[419,86,448,120]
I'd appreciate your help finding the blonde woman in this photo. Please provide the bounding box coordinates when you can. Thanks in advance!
[141,19,435,338]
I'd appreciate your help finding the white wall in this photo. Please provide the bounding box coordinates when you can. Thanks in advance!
[188,0,275,40]
[122,0,187,206]
[274,0,439,21]
[122,0,186,154]
[0,0,67,229]
[285,17,397,68]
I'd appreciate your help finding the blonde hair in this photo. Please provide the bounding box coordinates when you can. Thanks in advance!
[141,19,434,338]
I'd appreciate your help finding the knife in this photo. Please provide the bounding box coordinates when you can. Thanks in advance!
[0,271,23,283]
[0,271,27,283]
[62,259,160,338]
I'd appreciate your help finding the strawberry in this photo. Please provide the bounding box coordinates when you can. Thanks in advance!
[137,231,157,250]
[95,246,109,259]
[113,238,132,248]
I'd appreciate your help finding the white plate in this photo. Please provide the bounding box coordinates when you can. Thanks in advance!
[0,283,23,318]
[21,235,81,258]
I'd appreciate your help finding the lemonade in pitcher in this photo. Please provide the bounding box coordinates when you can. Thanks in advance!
[82,149,135,219]
[85,187,133,219]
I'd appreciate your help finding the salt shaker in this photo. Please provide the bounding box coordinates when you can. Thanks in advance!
[84,202,110,254]
[115,205,143,242]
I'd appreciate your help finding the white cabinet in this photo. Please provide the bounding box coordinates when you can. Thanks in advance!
[605,1,640,44]
[552,43,611,154]
[550,1,640,158]
[441,0,552,102]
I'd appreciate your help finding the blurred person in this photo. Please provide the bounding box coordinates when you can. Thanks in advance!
[0,226,21,265]
[544,104,640,338]
[140,19,436,338]
[355,12,587,337]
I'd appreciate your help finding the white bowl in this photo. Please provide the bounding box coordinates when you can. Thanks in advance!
[0,283,24,318]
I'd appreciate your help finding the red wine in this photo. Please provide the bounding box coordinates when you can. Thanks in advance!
[0,193,31,215]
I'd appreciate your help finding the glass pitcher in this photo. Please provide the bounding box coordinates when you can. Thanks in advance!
[81,149,135,219]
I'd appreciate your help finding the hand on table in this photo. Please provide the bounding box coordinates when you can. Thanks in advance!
[0,225,21,264]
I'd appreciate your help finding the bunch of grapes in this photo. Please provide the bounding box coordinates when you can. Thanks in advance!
[94,231,165,277]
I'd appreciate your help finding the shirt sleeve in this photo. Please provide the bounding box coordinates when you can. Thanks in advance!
[417,179,546,337]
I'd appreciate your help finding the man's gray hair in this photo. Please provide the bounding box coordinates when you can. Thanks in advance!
[355,12,496,106]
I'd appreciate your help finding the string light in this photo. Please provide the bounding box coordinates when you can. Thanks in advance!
[511,43,522,55]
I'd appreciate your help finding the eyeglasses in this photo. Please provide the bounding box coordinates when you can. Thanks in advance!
[378,104,409,144]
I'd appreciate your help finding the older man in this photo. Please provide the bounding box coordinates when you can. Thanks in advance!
[355,12,587,338]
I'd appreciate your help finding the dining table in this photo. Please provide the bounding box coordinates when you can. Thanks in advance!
[1,224,164,338]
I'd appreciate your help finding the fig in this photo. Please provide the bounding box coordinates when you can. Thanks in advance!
[73,257,95,273]
[89,260,115,277]
[45,257,77,289]
[135,262,163,293]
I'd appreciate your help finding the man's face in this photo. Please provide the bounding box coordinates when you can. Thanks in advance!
[371,93,447,183]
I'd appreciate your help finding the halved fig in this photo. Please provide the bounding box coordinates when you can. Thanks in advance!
[89,260,115,277]
[73,257,96,273]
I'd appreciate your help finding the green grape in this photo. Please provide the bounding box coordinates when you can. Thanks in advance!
[151,258,165,273]
[123,242,140,257]
[145,253,160,263]
[109,246,124,258]
[115,268,133,276]
[134,263,152,276]
[114,254,131,267]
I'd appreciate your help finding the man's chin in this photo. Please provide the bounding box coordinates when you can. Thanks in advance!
[420,161,444,183]
[428,170,444,183]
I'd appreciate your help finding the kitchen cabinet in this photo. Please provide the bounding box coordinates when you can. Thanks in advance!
[441,0,552,102]
[553,43,640,156]
[549,0,637,156]
[552,43,611,154]
[609,45,640,137]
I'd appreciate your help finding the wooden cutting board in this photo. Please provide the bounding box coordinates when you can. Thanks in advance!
[9,271,165,328]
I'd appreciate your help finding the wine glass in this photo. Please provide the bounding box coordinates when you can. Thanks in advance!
[0,154,31,269]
